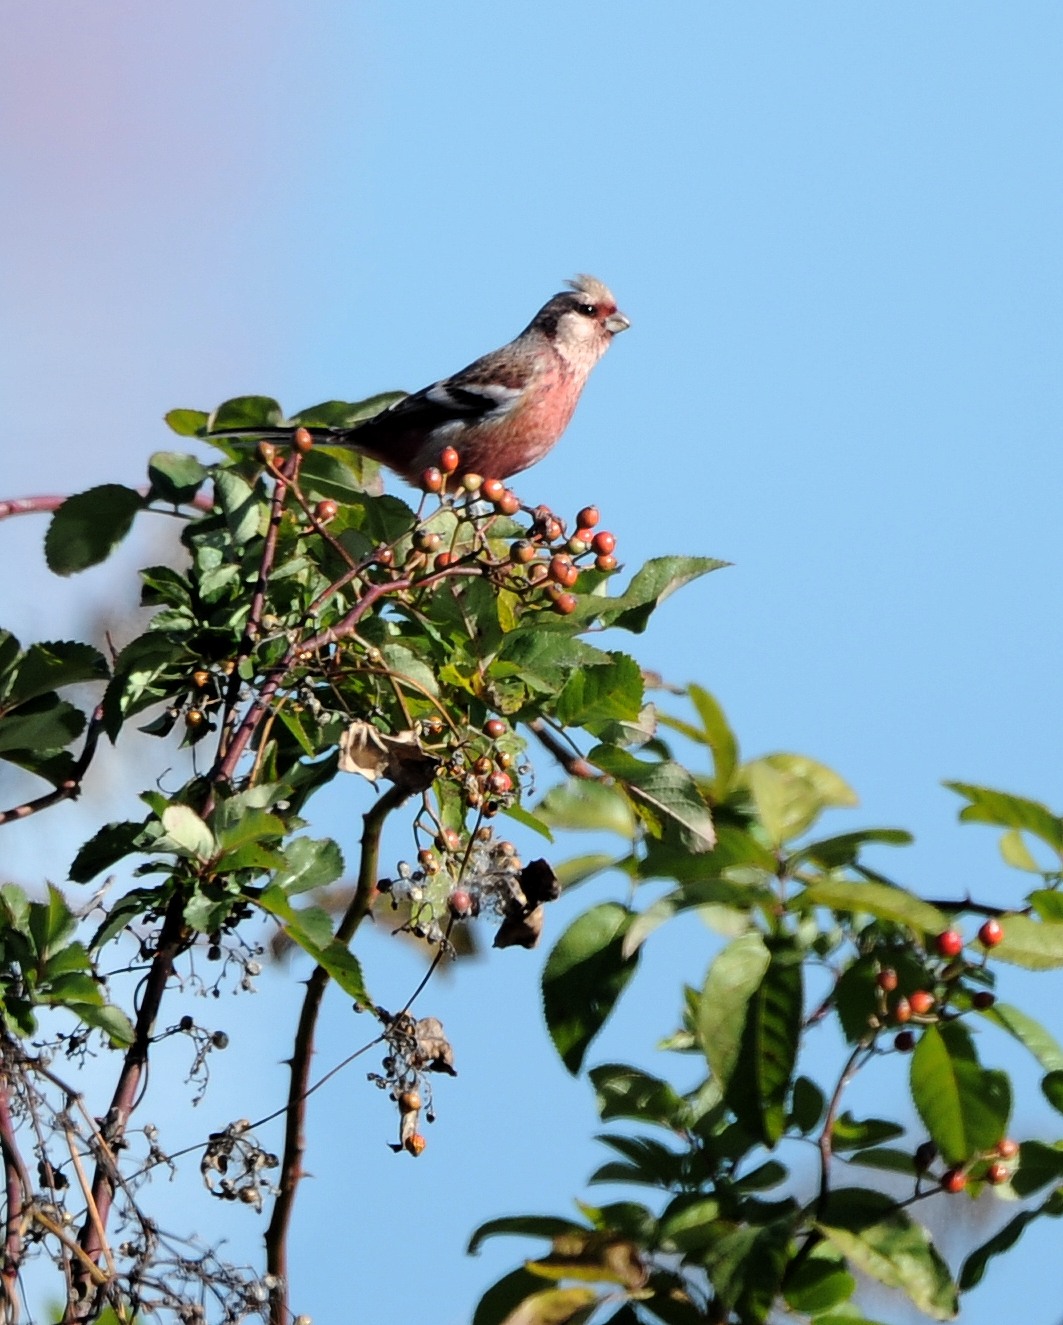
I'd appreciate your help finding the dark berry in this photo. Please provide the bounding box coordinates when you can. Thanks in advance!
[483,718,506,740]
[894,1030,916,1052]
[972,990,996,1010]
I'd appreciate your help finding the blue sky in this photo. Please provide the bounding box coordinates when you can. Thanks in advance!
[2,5,1062,1322]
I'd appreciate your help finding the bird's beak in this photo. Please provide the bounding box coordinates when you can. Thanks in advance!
[604,310,631,335]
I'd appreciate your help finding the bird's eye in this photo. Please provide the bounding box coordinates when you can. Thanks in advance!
[577,302,597,317]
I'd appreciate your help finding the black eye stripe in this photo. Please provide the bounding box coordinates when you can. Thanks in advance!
[577,302,597,317]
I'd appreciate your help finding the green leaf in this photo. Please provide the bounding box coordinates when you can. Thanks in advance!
[290,392,406,428]
[537,780,636,839]
[688,683,739,795]
[944,782,1063,852]
[542,904,638,1074]
[44,485,144,575]
[467,1215,589,1256]
[589,1064,686,1127]
[791,829,913,870]
[831,1114,906,1152]
[984,914,1063,969]
[2,640,108,706]
[213,470,263,546]
[164,408,209,437]
[1041,1069,1063,1115]
[269,837,345,896]
[147,452,209,504]
[816,1188,957,1320]
[473,1269,562,1325]
[795,878,946,939]
[783,1248,856,1315]
[589,745,715,852]
[1011,1141,1063,1197]
[910,1022,1011,1164]
[0,697,84,757]
[657,1195,722,1253]
[208,395,285,431]
[74,1002,136,1047]
[982,1001,1063,1071]
[70,819,149,883]
[27,886,78,958]
[622,877,770,957]
[746,945,803,1146]
[846,1147,918,1176]
[741,755,855,846]
[790,1076,825,1134]
[591,556,728,634]
[554,653,643,730]
[157,805,216,862]
[998,828,1043,872]
[699,933,771,1097]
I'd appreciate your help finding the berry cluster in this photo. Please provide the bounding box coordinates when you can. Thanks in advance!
[369,1010,457,1157]
[916,1135,1021,1195]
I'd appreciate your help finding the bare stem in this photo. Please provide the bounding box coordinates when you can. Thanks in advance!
[0,705,105,828]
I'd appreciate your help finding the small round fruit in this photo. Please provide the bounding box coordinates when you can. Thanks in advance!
[448,890,474,918]
[595,554,618,572]
[986,1161,1009,1185]
[439,446,460,474]
[462,473,483,493]
[404,1132,427,1157]
[894,1030,916,1052]
[591,530,616,556]
[487,771,513,796]
[893,996,912,1024]
[909,990,935,1016]
[314,499,338,523]
[256,440,277,465]
[417,849,439,874]
[185,708,204,728]
[542,518,563,542]
[549,556,579,587]
[483,718,506,740]
[434,828,461,853]
[941,1167,967,1194]
[292,427,314,453]
[375,546,395,566]
[211,1031,229,1050]
[996,1138,1020,1160]
[481,478,505,503]
[398,1089,422,1114]
[972,990,996,1010]
[553,592,578,615]
[978,918,1004,948]
[192,668,211,690]
[576,505,600,529]
[434,551,453,571]
[935,930,964,959]
[876,968,898,993]
[420,466,443,493]
[510,539,536,565]
[497,489,521,516]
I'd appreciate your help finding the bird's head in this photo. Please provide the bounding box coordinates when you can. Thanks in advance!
[530,275,630,369]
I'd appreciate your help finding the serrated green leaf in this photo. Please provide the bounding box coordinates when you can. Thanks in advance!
[542,904,638,1074]
[269,837,345,896]
[554,652,643,729]
[0,697,84,757]
[208,395,284,431]
[795,878,946,939]
[944,782,1063,852]
[983,1001,1063,1071]
[589,745,715,852]
[70,819,149,883]
[164,408,210,437]
[213,470,262,546]
[590,556,727,634]
[742,756,852,847]
[148,452,209,504]
[910,1022,1010,1164]
[3,640,108,707]
[699,933,770,1095]
[158,805,216,862]
[817,1188,957,1319]
[44,485,144,575]
[984,914,1063,969]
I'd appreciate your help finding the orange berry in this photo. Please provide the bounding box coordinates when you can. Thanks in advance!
[292,427,314,453]
[440,447,460,474]
[576,505,600,529]
[420,467,443,493]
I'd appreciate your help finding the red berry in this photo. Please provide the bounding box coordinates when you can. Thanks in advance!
[434,551,453,571]
[978,918,1004,948]
[375,546,395,566]
[909,990,935,1016]
[314,498,338,523]
[576,505,600,529]
[497,489,521,516]
[591,530,616,556]
[487,771,513,796]
[420,466,443,493]
[972,990,996,1010]
[876,968,898,993]
[481,478,505,503]
[941,1167,967,1194]
[553,592,578,616]
[483,718,506,740]
[292,427,314,453]
[894,1030,916,1052]
[893,996,912,1024]
[935,930,964,959]
[439,447,460,474]
[434,828,461,853]
[510,539,536,565]
[448,890,474,918]
[542,518,563,543]
[986,1161,1009,1185]
[549,556,579,587]
[996,1138,1019,1159]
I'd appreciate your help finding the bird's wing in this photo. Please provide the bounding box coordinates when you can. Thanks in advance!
[365,378,523,434]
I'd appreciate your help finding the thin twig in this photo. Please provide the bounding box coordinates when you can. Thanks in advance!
[0,705,105,828]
